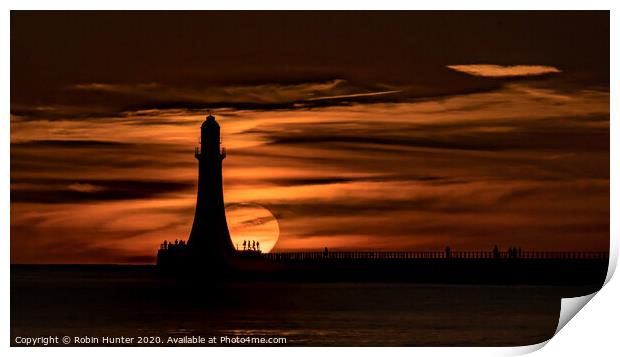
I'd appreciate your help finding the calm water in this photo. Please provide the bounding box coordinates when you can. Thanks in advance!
[10,265,600,346]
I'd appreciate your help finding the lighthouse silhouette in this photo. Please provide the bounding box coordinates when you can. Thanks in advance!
[187,114,235,265]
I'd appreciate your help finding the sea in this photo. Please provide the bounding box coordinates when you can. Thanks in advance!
[10,265,600,347]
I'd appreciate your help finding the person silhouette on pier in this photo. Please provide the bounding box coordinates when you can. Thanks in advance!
[257,242,260,251]
[163,240,168,250]
[243,240,247,251]
[445,246,451,259]
[493,245,500,259]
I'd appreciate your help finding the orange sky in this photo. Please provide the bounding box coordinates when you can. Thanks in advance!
[10,11,609,263]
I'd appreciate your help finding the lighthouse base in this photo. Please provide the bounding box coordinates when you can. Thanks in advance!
[156,246,236,277]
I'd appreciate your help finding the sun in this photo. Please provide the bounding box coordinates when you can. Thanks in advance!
[226,203,280,253]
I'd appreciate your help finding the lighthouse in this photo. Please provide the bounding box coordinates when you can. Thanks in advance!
[187,114,235,265]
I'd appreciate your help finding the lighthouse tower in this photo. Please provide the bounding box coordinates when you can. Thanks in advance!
[187,114,235,265]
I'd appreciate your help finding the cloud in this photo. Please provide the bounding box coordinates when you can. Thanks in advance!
[72,82,162,92]
[236,215,278,228]
[447,64,561,77]
[11,179,194,204]
[11,139,133,148]
[67,79,403,110]
[309,90,402,101]
[261,122,609,152]
[67,182,104,193]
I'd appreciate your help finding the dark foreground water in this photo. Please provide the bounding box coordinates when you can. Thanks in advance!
[11,265,600,347]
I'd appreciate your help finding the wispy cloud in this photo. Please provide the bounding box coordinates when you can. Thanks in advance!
[309,90,401,101]
[447,64,561,77]
[69,79,401,109]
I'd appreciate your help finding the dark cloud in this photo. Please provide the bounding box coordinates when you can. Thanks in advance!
[237,215,278,228]
[246,175,467,188]
[263,177,355,186]
[11,140,192,177]
[265,197,447,220]
[257,122,609,153]
[11,140,134,148]
[11,179,193,203]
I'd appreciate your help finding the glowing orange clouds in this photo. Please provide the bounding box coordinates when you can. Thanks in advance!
[447,64,561,77]
[10,83,609,263]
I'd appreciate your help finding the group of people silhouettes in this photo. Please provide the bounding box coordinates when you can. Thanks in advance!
[242,240,260,251]
[492,245,522,259]
[160,239,186,250]
[159,238,261,252]
[507,246,522,258]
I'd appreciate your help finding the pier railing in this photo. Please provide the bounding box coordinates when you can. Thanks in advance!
[262,251,609,261]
